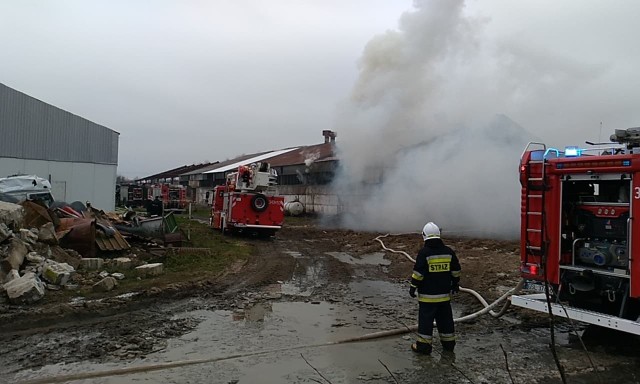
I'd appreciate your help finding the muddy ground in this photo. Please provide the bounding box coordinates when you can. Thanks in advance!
[2,219,640,383]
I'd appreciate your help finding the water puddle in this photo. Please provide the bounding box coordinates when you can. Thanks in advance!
[14,301,397,383]
[233,302,273,321]
[10,294,615,384]
[326,251,391,266]
[278,249,327,297]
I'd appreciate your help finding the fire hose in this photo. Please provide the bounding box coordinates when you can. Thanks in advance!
[19,235,522,384]
[374,233,524,321]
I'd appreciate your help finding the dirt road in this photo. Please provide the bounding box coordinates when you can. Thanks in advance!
[2,219,640,383]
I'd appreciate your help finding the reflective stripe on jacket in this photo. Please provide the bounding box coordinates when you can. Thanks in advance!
[410,238,461,301]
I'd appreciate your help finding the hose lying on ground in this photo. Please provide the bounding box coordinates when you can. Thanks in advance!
[374,233,524,320]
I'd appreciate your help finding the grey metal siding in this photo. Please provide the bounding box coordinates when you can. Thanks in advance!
[0,83,118,165]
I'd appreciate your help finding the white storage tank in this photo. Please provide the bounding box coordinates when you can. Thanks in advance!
[284,201,304,216]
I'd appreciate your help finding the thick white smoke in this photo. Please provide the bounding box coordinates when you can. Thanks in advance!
[331,0,542,238]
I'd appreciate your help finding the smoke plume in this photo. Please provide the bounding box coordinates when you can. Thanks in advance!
[332,0,543,238]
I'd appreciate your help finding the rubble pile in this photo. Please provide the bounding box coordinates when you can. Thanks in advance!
[0,200,178,307]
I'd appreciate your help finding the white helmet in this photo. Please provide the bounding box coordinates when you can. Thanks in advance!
[422,222,440,240]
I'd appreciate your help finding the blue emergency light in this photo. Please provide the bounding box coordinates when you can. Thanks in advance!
[564,146,582,157]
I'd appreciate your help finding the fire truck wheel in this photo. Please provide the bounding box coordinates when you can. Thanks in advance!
[251,194,268,212]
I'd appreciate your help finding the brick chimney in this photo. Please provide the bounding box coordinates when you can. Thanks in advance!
[322,130,337,144]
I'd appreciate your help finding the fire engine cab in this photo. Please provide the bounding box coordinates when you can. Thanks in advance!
[210,162,284,236]
[512,127,640,334]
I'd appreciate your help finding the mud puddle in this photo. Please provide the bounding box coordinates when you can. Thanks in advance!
[327,251,390,266]
[279,249,327,296]
[10,300,416,383]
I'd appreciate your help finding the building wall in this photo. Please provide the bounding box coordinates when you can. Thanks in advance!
[0,158,117,210]
[277,185,341,215]
[0,83,119,210]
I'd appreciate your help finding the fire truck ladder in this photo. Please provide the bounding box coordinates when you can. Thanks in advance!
[522,143,547,266]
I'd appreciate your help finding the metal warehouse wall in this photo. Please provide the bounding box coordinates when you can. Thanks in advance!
[0,158,117,210]
[0,83,118,164]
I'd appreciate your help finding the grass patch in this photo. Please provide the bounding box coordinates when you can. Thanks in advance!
[81,217,250,297]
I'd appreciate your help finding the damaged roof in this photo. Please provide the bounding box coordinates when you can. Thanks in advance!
[267,143,337,166]
[203,148,300,174]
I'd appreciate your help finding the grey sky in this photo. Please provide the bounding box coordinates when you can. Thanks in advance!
[0,0,410,178]
[1,0,639,181]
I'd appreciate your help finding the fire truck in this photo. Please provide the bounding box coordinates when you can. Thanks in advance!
[210,162,284,236]
[121,184,188,210]
[511,127,640,334]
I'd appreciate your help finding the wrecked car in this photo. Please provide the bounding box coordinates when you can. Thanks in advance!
[0,175,54,207]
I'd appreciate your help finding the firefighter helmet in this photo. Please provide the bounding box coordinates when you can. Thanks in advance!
[422,222,440,240]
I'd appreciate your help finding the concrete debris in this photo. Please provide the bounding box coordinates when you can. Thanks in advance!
[113,257,132,270]
[0,191,186,306]
[2,238,29,273]
[79,258,104,271]
[135,263,164,278]
[0,201,25,229]
[0,223,12,243]
[4,272,45,304]
[38,222,58,245]
[49,246,81,269]
[4,269,20,284]
[42,260,75,286]
[26,252,45,264]
[46,283,62,291]
[19,228,39,245]
[93,276,118,292]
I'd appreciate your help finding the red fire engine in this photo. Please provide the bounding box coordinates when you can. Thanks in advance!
[511,127,640,334]
[159,184,188,210]
[123,184,188,210]
[210,162,284,236]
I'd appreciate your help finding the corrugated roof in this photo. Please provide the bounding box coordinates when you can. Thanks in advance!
[203,148,299,174]
[138,162,217,181]
[267,143,336,167]
[181,151,271,176]
[96,230,131,252]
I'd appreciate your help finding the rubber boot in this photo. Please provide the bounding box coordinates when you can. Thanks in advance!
[441,340,456,352]
[411,341,432,355]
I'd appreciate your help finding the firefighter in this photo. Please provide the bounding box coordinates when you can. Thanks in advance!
[409,222,461,355]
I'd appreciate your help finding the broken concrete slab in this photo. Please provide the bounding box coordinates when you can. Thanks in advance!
[79,258,104,271]
[135,263,164,277]
[4,269,20,284]
[98,271,109,279]
[42,260,75,286]
[113,257,132,270]
[38,222,58,245]
[93,276,118,292]
[0,201,24,229]
[26,252,45,264]
[0,223,11,243]
[18,228,39,245]
[111,272,125,280]
[1,238,29,273]
[49,246,81,269]
[4,272,45,304]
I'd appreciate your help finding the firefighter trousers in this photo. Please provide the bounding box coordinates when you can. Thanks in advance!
[415,301,456,353]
